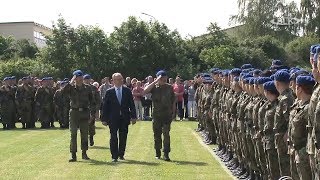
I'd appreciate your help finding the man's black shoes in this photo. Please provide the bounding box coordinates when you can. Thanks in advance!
[155,150,161,159]
[163,152,171,161]
[82,151,90,160]
[89,136,94,146]
[112,159,118,162]
[69,152,77,162]
[119,156,125,160]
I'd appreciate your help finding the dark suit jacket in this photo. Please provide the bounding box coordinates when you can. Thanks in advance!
[102,86,136,125]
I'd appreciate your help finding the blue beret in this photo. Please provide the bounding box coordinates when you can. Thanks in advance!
[210,68,220,74]
[73,70,84,77]
[230,68,242,75]
[311,45,320,54]
[222,70,230,77]
[296,75,315,86]
[42,77,47,81]
[272,60,282,66]
[257,77,272,85]
[249,77,255,85]
[243,77,252,84]
[274,71,290,83]
[242,74,253,80]
[63,78,69,81]
[3,77,9,81]
[156,70,167,77]
[47,77,53,80]
[263,81,278,94]
[241,64,253,69]
[253,69,262,76]
[83,74,91,80]
[11,76,16,79]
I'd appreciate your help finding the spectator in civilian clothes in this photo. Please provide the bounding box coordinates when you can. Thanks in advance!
[125,77,132,89]
[187,80,197,119]
[132,81,144,120]
[143,76,153,120]
[169,78,175,85]
[173,76,184,120]
[183,80,189,119]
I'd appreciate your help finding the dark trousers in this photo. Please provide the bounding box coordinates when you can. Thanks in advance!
[184,99,188,118]
[109,118,129,159]
[153,120,171,153]
[176,101,183,120]
[144,99,152,117]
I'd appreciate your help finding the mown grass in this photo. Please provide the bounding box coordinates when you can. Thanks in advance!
[0,121,232,180]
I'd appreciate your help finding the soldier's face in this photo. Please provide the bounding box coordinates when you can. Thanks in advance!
[75,76,84,84]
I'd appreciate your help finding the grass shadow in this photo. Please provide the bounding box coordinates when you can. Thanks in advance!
[85,159,159,166]
[170,160,208,166]
[90,146,109,150]
[80,159,119,166]
[121,159,159,166]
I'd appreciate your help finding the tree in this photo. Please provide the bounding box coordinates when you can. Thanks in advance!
[301,0,320,36]
[199,45,235,69]
[16,39,39,59]
[0,35,17,60]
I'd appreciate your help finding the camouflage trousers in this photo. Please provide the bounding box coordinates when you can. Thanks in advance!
[153,119,171,153]
[69,109,89,153]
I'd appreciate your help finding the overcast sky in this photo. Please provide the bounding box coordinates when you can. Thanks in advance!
[0,0,300,37]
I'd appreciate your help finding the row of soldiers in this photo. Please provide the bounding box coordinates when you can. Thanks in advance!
[0,74,101,145]
[195,44,320,180]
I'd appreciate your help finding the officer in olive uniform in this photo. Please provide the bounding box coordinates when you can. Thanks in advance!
[274,71,294,177]
[54,81,70,128]
[144,70,176,161]
[0,77,16,129]
[35,77,55,128]
[62,70,94,162]
[15,77,35,129]
[83,74,101,146]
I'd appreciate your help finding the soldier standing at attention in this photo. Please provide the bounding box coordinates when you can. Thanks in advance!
[54,81,70,128]
[83,74,101,146]
[273,70,294,177]
[15,77,35,129]
[62,70,94,162]
[143,70,176,161]
[35,77,55,129]
[0,77,16,129]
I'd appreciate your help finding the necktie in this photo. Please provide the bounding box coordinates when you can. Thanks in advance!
[116,88,122,104]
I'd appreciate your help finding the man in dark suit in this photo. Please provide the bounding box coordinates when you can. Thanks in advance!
[102,73,137,162]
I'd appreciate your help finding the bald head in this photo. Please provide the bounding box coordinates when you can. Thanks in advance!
[112,73,124,88]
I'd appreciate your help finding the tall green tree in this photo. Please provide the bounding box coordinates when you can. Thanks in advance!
[301,0,320,36]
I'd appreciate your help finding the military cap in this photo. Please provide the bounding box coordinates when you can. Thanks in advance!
[290,70,309,81]
[3,77,9,81]
[73,70,84,77]
[274,70,290,83]
[263,81,278,94]
[83,74,91,80]
[257,77,272,85]
[210,68,220,74]
[272,60,282,66]
[222,70,230,77]
[296,75,316,86]
[241,64,253,69]
[47,77,53,80]
[249,77,255,85]
[311,45,320,54]
[11,76,16,79]
[156,70,167,77]
[253,69,262,76]
[230,68,242,76]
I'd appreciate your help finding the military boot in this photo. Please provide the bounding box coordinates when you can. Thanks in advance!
[69,152,77,162]
[82,151,90,160]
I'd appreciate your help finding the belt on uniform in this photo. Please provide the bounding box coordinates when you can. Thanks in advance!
[71,107,89,111]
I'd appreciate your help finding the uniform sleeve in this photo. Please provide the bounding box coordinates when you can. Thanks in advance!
[314,102,320,149]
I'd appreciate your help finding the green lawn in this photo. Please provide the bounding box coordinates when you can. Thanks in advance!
[0,121,233,180]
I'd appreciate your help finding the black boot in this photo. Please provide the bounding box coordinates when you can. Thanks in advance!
[82,151,90,160]
[89,136,94,146]
[155,149,161,159]
[163,152,171,161]
[69,152,77,162]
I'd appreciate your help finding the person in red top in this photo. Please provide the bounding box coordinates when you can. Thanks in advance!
[132,81,144,120]
[173,76,184,120]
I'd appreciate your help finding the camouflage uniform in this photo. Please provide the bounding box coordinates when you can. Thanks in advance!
[0,85,16,129]
[150,83,176,153]
[62,83,93,153]
[88,85,101,139]
[54,88,70,128]
[274,88,294,176]
[15,84,35,128]
[35,86,55,128]
[264,100,280,180]
[289,100,312,180]
[309,83,320,179]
